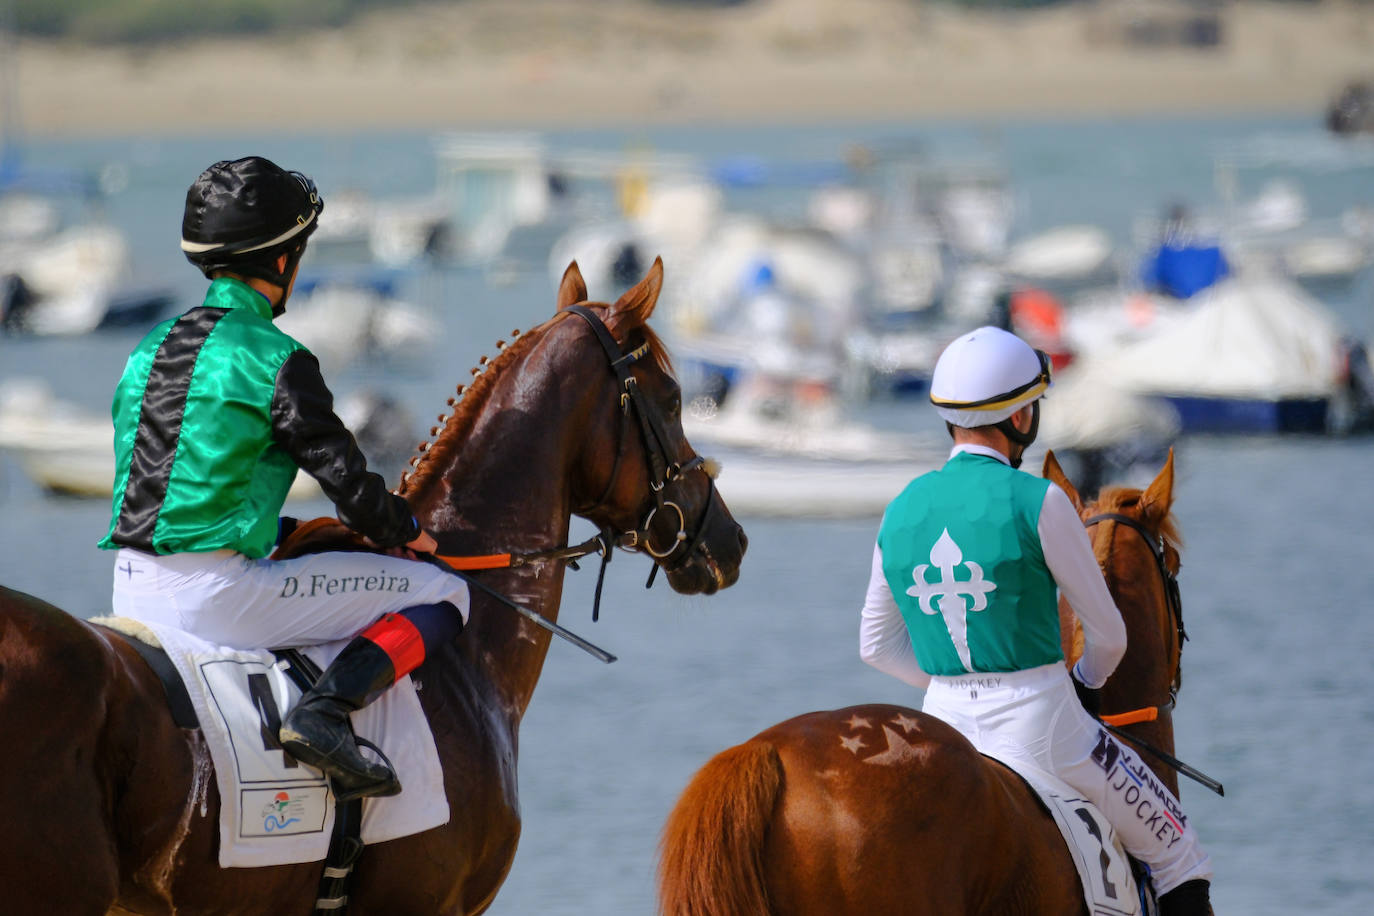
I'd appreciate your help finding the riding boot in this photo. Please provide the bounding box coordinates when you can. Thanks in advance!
[279,634,402,802]
[1158,878,1212,916]
[280,603,462,802]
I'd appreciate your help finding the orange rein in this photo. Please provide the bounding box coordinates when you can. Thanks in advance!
[435,553,514,571]
[1100,706,1159,727]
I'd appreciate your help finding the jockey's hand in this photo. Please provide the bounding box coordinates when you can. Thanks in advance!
[362,529,437,559]
[1071,674,1102,718]
[406,529,438,555]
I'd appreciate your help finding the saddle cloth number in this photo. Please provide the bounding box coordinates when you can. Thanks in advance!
[199,658,331,839]
[1051,794,1140,916]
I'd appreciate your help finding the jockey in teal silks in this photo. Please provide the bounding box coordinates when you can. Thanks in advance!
[859,326,1213,915]
[101,157,467,802]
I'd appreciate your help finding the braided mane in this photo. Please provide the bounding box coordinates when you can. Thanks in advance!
[395,324,540,499]
[394,305,672,500]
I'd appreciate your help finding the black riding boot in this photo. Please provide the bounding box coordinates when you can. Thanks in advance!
[1158,879,1212,916]
[279,636,402,802]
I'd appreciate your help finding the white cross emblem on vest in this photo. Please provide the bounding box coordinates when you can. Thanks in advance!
[907,528,997,671]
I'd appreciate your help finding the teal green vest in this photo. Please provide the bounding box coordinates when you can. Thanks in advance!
[877,451,1062,676]
[100,278,308,558]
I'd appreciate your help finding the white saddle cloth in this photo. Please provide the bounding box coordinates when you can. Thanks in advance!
[990,753,1144,916]
[101,617,450,868]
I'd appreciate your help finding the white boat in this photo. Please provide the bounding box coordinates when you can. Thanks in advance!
[0,193,61,244]
[1071,271,1363,434]
[1281,234,1371,285]
[708,449,926,519]
[1,223,172,335]
[684,380,943,466]
[841,323,947,397]
[677,363,949,517]
[1004,224,1117,293]
[661,218,863,407]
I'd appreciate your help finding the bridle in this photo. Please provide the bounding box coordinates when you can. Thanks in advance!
[1084,511,1187,718]
[565,305,723,604]
[431,305,723,628]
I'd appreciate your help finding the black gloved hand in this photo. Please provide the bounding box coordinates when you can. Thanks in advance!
[1072,674,1102,718]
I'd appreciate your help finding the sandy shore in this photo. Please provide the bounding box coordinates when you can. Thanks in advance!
[9,0,1374,136]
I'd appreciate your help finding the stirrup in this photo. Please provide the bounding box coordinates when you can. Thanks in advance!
[280,726,401,802]
[329,737,402,803]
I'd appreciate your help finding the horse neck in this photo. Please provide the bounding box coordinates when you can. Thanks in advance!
[404,335,585,717]
[1095,525,1182,794]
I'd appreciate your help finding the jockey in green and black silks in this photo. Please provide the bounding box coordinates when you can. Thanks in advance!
[101,157,468,802]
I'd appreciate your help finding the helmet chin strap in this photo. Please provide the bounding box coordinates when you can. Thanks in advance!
[994,400,1040,469]
[270,243,307,318]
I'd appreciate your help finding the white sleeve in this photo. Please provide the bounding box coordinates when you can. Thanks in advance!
[1038,484,1127,688]
[859,543,931,689]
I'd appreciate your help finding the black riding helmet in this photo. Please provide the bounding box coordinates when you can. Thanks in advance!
[181,156,324,314]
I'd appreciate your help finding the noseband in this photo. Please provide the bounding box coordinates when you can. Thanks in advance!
[565,305,722,582]
[1084,511,1187,705]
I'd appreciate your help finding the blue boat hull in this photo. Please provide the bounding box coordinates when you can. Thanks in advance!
[1157,395,1329,434]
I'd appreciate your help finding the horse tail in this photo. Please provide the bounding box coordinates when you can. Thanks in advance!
[658,738,782,916]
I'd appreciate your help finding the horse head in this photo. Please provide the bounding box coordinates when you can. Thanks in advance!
[400,256,745,598]
[1046,448,1186,790]
[553,258,746,594]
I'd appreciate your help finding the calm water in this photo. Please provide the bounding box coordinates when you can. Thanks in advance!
[2,116,1372,914]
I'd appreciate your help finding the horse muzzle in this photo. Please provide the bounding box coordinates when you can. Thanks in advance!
[663,518,746,595]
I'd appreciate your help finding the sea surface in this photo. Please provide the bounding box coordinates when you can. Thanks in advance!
[2,115,1372,914]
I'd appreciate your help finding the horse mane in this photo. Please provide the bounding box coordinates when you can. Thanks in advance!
[395,304,670,499]
[1093,484,1182,552]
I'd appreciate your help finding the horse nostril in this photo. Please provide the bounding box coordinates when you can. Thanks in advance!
[737,527,749,555]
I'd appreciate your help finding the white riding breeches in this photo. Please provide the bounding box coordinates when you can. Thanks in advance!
[922,662,1213,896]
[110,547,469,650]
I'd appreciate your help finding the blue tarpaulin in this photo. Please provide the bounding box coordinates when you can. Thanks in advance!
[1140,241,1230,299]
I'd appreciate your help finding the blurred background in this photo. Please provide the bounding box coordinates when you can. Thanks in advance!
[2,1,1372,914]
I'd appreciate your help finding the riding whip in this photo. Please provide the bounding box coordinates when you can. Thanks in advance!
[1100,720,1224,797]
[425,554,617,664]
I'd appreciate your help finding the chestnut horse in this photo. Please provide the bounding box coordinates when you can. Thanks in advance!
[0,258,746,915]
[659,451,1186,916]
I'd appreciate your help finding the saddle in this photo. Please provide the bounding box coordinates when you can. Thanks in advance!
[273,516,370,560]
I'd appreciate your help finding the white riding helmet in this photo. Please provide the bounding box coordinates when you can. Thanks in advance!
[929,326,1052,428]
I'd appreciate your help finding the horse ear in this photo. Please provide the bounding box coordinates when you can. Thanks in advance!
[608,255,664,334]
[1042,449,1083,514]
[1140,447,1176,524]
[556,261,589,310]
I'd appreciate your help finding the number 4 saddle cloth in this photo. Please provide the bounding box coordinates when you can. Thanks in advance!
[94,616,449,868]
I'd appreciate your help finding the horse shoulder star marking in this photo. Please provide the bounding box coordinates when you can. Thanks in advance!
[845,715,872,731]
[839,733,866,755]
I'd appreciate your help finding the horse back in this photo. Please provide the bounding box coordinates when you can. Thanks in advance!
[663,703,1084,916]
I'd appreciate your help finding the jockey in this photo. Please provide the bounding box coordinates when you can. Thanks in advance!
[859,326,1213,915]
[100,156,468,803]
